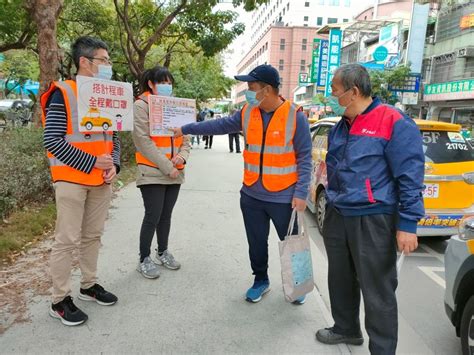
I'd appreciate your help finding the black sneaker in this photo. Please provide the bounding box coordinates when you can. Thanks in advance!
[315,327,364,345]
[49,296,88,326]
[78,283,118,306]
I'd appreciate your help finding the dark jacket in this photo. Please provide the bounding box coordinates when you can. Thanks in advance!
[326,97,425,233]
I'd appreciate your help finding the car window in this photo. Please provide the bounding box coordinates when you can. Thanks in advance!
[422,130,474,164]
[312,124,333,149]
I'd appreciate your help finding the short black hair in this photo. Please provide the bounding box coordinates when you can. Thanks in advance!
[71,36,109,69]
[334,63,372,97]
[139,66,175,93]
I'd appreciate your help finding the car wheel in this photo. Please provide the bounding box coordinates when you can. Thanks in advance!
[102,123,109,130]
[315,189,327,235]
[461,295,474,355]
[85,122,93,130]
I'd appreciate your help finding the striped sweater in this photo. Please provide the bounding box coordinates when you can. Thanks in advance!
[43,89,121,174]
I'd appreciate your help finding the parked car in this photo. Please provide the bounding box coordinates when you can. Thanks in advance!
[445,216,474,355]
[307,118,474,236]
[0,99,31,112]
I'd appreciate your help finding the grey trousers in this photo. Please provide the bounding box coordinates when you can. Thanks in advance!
[322,206,398,355]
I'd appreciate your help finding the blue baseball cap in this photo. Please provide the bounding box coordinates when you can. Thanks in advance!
[234,64,280,88]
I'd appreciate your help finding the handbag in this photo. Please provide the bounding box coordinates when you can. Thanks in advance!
[278,209,315,302]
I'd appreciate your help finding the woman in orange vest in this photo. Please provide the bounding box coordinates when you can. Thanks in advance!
[132,66,191,279]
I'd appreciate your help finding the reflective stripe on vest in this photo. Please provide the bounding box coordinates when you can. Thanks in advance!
[241,101,298,191]
[41,80,113,186]
[134,92,185,170]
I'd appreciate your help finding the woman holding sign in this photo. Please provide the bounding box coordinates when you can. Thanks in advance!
[132,66,191,279]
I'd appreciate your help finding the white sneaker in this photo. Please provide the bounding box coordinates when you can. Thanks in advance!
[155,250,181,270]
[137,256,160,279]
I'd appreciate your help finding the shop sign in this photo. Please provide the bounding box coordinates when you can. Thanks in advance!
[424,79,474,101]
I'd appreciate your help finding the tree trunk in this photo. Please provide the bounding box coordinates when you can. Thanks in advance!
[25,0,64,126]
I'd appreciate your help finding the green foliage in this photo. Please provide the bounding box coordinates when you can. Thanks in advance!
[0,0,35,52]
[171,52,234,105]
[0,127,52,219]
[0,50,39,96]
[369,65,411,105]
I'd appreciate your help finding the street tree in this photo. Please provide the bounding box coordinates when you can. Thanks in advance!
[0,0,35,52]
[369,65,411,105]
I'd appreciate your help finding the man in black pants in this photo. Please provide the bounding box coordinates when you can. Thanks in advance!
[228,132,241,153]
[315,64,425,355]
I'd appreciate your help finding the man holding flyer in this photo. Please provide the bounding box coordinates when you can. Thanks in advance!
[41,36,121,326]
[172,64,312,305]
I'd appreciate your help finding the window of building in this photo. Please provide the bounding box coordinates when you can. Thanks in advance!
[317,17,323,26]
[302,38,307,50]
[279,59,284,71]
[287,3,289,10]
[343,18,349,22]
[280,38,286,50]
[265,42,268,50]
[304,24,308,27]
[328,17,338,24]
[344,0,350,6]
[436,5,474,42]
[328,0,339,5]
[304,16,309,22]
[305,1,310,6]
[300,59,306,72]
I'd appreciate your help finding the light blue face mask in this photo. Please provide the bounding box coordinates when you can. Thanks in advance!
[327,89,352,116]
[94,64,113,80]
[156,83,173,96]
[245,86,266,106]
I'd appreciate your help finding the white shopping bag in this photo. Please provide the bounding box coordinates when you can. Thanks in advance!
[278,209,315,302]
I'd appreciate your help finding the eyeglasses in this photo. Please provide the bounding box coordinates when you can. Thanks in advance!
[86,56,113,65]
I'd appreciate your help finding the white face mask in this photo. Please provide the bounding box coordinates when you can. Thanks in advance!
[86,59,113,80]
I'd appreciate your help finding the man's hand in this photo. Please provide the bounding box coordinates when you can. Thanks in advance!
[169,168,180,179]
[292,197,307,212]
[396,231,418,255]
[171,155,184,166]
[95,154,114,170]
[171,127,183,137]
[103,166,117,184]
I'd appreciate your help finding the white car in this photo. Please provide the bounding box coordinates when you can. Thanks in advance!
[445,216,474,355]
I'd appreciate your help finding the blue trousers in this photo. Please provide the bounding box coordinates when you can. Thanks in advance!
[240,192,295,281]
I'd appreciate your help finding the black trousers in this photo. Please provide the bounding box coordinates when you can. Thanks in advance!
[203,135,213,148]
[228,133,241,152]
[240,192,296,281]
[322,206,398,355]
[139,184,180,260]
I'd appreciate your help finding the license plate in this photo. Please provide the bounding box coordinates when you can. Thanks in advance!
[423,183,439,198]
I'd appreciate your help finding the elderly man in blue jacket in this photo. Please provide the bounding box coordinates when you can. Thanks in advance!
[315,64,425,355]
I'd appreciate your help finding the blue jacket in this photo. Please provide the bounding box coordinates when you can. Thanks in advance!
[181,105,312,203]
[326,98,425,233]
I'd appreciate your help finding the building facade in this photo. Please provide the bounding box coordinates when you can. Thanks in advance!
[422,0,474,134]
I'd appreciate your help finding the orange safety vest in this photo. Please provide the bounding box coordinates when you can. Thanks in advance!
[241,100,298,192]
[134,92,185,170]
[41,80,113,186]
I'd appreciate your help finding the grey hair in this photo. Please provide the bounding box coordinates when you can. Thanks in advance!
[333,63,372,97]
[71,36,109,69]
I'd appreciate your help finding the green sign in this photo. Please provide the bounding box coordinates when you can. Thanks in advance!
[373,46,388,62]
[424,79,474,95]
[310,39,321,83]
[299,72,309,85]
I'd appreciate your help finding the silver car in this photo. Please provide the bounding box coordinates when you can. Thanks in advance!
[445,216,474,355]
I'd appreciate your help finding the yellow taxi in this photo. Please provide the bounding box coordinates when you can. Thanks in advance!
[307,118,474,237]
[80,108,112,131]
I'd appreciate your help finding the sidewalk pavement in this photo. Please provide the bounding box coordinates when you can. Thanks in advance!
[2,136,432,354]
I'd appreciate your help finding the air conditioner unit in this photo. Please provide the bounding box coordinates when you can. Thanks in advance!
[457,47,474,58]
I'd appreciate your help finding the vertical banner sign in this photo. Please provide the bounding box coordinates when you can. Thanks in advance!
[324,29,342,97]
[77,75,134,132]
[317,40,329,88]
[406,3,430,74]
[310,39,321,83]
[149,95,196,136]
